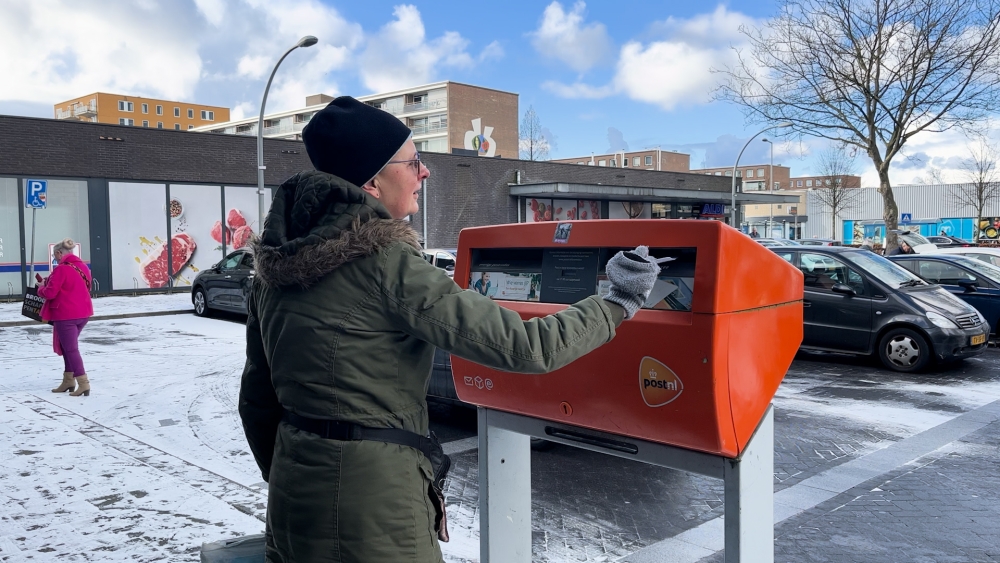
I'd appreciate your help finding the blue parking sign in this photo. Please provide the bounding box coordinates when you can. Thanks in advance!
[25,179,47,209]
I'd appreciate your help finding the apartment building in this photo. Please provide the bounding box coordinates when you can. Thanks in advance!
[691,164,793,191]
[54,93,230,131]
[194,81,518,158]
[549,149,690,172]
[786,174,862,189]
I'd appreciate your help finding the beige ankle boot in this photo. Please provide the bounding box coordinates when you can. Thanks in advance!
[52,372,76,393]
[69,375,90,397]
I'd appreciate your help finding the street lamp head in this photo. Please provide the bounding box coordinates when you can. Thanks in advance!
[297,36,319,48]
[776,122,794,129]
[762,138,771,144]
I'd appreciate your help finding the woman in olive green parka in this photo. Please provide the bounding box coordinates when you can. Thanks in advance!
[238,97,655,563]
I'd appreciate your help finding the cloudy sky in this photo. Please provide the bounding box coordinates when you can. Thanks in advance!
[1,0,997,186]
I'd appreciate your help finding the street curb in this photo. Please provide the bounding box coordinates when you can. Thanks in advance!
[0,309,192,328]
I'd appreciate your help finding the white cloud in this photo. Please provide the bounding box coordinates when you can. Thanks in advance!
[357,5,494,93]
[529,1,613,73]
[542,5,759,111]
[193,0,226,27]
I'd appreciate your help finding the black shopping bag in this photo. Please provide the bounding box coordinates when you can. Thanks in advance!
[21,287,44,322]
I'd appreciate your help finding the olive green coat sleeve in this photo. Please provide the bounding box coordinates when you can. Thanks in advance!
[379,244,617,374]
[238,285,282,482]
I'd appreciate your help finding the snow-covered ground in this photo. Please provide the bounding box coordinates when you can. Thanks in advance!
[0,314,480,562]
[0,292,192,324]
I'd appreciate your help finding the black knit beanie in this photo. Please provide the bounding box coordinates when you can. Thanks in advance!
[302,96,412,188]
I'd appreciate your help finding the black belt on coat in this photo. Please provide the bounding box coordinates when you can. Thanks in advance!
[281,409,451,487]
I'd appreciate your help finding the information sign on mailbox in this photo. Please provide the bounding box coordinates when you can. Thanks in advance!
[451,220,803,458]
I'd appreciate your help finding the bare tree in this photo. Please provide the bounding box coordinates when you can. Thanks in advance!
[717,0,1000,252]
[812,145,862,238]
[952,137,1000,241]
[519,106,549,161]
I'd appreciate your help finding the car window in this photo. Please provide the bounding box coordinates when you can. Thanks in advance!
[220,252,243,270]
[436,252,455,270]
[916,260,976,285]
[774,251,795,264]
[894,259,919,274]
[239,253,255,270]
[966,253,1000,267]
[422,252,434,264]
[846,250,925,289]
[799,253,865,295]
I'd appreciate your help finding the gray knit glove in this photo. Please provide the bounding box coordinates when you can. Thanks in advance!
[603,246,661,319]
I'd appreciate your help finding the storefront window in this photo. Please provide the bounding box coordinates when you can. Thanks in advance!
[21,179,90,278]
[651,203,671,219]
[109,182,167,290]
[0,178,21,296]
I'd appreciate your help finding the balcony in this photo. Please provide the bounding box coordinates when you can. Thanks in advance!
[262,121,307,137]
[410,121,448,136]
[379,98,447,115]
[73,101,97,118]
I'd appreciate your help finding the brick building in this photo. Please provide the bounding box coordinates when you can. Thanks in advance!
[0,115,793,296]
[195,81,519,159]
[54,92,230,131]
[549,149,690,172]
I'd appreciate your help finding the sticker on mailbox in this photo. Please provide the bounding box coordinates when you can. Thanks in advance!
[639,356,684,407]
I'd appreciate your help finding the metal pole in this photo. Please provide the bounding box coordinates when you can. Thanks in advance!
[257,36,318,232]
[768,142,773,237]
[731,123,792,229]
[28,207,36,286]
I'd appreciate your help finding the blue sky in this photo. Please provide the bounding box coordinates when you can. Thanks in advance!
[0,0,995,184]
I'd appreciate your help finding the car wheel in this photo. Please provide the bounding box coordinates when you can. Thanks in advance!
[878,327,930,372]
[193,288,210,317]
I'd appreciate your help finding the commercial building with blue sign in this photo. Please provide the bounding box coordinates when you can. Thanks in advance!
[803,184,1000,243]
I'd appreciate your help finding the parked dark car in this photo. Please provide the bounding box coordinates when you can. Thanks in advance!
[799,238,842,246]
[770,246,989,371]
[889,254,1000,336]
[191,249,255,316]
[926,235,974,247]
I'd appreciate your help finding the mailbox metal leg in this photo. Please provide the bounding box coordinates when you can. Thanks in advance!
[478,407,532,563]
[724,405,774,563]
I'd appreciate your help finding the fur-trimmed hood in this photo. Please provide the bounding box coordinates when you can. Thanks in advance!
[252,170,421,288]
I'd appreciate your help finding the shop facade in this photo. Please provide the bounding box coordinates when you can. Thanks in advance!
[1,114,793,297]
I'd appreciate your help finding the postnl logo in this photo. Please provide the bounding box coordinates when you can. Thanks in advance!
[639,356,683,407]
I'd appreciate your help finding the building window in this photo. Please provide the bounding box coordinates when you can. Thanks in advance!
[174,107,180,117]
[587,161,594,166]
[796,180,803,187]
[156,105,163,115]
[142,120,148,127]
[201,110,215,121]
[835,178,842,185]
[715,172,722,176]
[736,170,742,177]
[610,159,617,167]
[174,123,180,130]
[725,170,732,176]
[118,118,134,126]
[825,179,831,185]
[157,122,163,129]
[806,180,813,187]
[188,125,194,130]
[598,160,606,167]
[622,158,629,168]
[774,182,780,189]
[633,157,640,167]
[645,156,653,166]
[746,169,754,178]
[757,168,764,177]
[118,101,134,112]
[141,103,148,114]
[187,108,194,119]
[777,204,783,209]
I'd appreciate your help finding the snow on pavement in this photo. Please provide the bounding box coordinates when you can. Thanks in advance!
[0,313,479,562]
[0,292,192,324]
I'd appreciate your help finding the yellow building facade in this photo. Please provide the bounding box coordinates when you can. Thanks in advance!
[54,93,230,131]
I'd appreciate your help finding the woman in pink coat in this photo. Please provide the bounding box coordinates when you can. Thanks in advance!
[38,238,94,396]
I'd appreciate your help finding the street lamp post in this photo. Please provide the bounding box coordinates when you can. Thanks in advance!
[762,138,774,237]
[257,35,318,232]
[730,123,793,231]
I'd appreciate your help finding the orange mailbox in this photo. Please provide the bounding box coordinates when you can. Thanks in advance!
[451,219,803,458]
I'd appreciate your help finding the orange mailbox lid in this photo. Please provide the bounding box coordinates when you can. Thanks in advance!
[450,220,803,458]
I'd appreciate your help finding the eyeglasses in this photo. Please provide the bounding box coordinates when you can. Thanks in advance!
[386,152,423,174]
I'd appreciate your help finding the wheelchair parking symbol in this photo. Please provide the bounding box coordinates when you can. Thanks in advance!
[25,179,47,209]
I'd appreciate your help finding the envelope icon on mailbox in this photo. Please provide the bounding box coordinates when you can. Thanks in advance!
[639,356,683,407]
